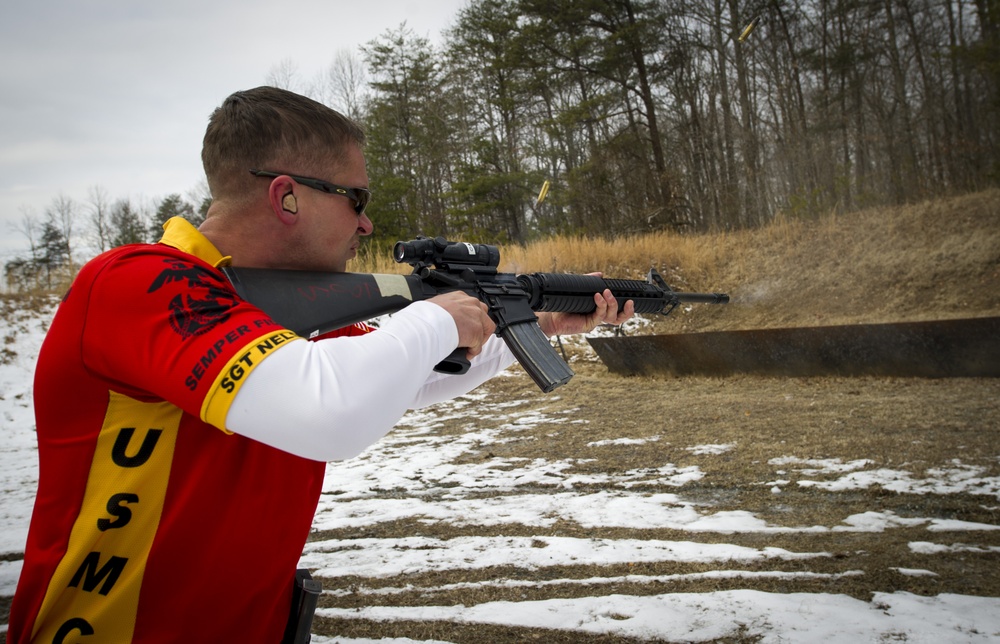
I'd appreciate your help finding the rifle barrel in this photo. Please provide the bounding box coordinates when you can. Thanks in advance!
[676,292,730,305]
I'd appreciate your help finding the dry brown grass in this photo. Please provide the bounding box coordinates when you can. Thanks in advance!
[497,233,728,282]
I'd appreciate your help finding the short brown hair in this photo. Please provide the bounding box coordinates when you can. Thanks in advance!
[201,86,366,200]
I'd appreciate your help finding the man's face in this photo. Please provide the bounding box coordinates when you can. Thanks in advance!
[290,144,373,272]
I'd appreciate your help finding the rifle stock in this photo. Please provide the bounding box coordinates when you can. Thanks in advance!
[222,237,728,392]
[222,268,433,338]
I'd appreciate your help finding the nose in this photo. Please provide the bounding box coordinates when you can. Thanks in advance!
[357,212,374,236]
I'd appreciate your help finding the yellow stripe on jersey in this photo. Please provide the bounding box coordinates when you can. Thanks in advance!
[200,329,302,431]
[31,392,182,642]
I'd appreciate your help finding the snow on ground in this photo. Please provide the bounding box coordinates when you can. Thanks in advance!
[0,302,51,559]
[310,591,1000,644]
[2,303,1000,641]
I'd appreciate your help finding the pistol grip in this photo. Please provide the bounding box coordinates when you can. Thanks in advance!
[435,348,472,375]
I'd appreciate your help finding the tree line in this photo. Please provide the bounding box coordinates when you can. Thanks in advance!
[333,0,997,244]
[4,189,208,292]
[8,0,997,290]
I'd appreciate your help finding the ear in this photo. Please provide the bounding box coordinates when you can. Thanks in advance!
[265,175,299,225]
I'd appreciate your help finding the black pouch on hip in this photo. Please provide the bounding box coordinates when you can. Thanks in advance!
[282,568,322,644]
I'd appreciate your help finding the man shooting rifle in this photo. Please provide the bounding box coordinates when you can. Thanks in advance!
[6,86,633,643]
[223,235,729,393]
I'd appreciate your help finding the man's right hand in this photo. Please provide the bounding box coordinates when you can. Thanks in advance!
[427,291,496,359]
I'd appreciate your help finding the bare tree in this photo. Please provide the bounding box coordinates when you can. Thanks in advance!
[266,58,303,92]
[11,206,41,260]
[321,49,369,119]
[187,179,213,223]
[45,194,76,269]
[86,185,113,255]
[5,208,41,292]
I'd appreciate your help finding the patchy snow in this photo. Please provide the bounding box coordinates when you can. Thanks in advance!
[767,456,1000,499]
[588,435,662,447]
[314,591,1000,643]
[299,535,830,579]
[687,443,736,455]
[2,302,1000,642]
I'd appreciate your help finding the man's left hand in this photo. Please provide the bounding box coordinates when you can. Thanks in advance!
[536,275,635,337]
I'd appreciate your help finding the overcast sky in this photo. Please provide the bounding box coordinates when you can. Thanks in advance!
[0,0,468,261]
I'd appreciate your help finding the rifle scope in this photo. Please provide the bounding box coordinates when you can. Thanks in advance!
[394,236,500,268]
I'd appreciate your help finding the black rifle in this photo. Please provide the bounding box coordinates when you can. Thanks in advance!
[222,237,728,393]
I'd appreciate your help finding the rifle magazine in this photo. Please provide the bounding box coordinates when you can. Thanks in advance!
[501,321,574,393]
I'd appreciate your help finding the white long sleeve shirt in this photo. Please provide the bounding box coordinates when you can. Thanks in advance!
[225,301,515,461]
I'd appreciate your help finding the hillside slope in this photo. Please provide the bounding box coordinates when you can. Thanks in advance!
[651,189,1000,334]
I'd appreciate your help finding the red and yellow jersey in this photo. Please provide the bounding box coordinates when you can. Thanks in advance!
[7,217,369,643]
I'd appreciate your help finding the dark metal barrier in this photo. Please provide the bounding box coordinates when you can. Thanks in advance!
[587,317,1000,378]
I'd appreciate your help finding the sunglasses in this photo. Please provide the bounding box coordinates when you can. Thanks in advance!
[249,169,371,215]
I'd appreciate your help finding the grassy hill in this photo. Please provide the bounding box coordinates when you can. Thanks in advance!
[494,189,1000,334]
